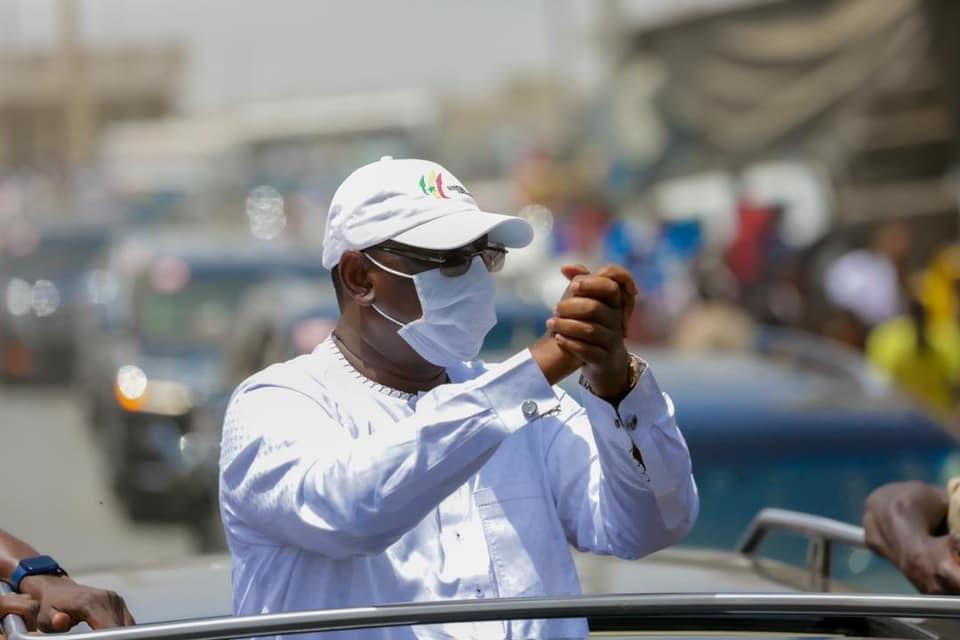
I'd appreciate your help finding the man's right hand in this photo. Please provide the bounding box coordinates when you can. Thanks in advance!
[529,263,638,386]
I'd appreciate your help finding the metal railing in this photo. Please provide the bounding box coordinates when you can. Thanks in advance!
[2,588,960,640]
[737,507,868,591]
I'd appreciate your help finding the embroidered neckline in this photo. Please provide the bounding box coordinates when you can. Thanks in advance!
[328,334,417,402]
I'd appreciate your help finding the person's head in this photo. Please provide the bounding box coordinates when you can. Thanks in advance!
[871,221,911,262]
[323,157,534,371]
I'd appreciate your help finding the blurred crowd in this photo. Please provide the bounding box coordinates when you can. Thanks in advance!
[529,180,960,420]
[5,151,960,427]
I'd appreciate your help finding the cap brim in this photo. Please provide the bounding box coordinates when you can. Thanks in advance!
[390,209,534,251]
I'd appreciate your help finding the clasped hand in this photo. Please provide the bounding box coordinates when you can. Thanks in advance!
[546,263,638,400]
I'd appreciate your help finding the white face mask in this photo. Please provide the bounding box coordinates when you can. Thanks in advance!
[364,253,498,367]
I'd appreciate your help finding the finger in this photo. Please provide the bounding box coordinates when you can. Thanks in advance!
[554,334,608,365]
[589,265,638,333]
[50,610,73,632]
[934,558,960,594]
[0,594,40,631]
[593,264,638,296]
[570,275,622,308]
[548,317,618,349]
[556,297,619,326]
[109,593,134,628]
[93,591,131,629]
[77,600,121,630]
[561,263,590,281]
[37,605,59,633]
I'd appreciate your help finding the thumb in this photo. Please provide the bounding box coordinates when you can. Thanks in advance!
[561,263,590,281]
[50,610,73,632]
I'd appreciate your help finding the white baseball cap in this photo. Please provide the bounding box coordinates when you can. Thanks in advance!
[321,157,533,269]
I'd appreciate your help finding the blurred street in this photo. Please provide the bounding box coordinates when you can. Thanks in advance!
[1,384,195,571]
[0,0,959,609]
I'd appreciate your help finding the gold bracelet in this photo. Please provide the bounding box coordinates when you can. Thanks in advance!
[578,354,645,396]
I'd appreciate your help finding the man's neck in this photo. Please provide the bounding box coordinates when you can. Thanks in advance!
[332,323,447,395]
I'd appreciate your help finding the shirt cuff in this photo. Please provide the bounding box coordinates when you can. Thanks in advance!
[578,363,673,483]
[479,349,560,434]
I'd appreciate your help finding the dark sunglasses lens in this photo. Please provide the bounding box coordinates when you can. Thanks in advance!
[483,249,506,272]
[438,248,507,277]
[440,257,472,278]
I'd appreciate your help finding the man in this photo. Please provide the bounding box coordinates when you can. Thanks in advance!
[1,528,134,632]
[864,481,960,594]
[220,158,698,638]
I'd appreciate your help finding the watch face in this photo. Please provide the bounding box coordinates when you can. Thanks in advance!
[22,555,59,573]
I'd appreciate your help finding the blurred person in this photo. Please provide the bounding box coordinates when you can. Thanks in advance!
[864,481,960,594]
[0,529,134,631]
[867,287,960,415]
[920,244,960,328]
[671,253,755,352]
[219,158,698,640]
[724,199,781,290]
[824,222,911,330]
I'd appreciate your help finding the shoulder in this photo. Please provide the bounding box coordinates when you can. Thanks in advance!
[224,351,339,434]
[221,352,341,457]
[234,347,336,403]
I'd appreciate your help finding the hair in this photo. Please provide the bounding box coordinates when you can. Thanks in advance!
[331,265,344,310]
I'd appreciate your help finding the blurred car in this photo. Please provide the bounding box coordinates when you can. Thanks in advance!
[188,278,339,547]
[7,509,959,639]
[0,223,111,383]
[75,237,329,521]
[558,329,958,592]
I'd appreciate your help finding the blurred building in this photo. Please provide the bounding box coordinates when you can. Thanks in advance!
[606,0,960,235]
[0,44,183,172]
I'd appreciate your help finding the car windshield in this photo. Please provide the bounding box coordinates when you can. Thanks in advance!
[135,273,253,350]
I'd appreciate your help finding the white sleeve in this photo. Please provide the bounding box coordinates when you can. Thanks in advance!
[219,349,558,559]
[543,365,699,559]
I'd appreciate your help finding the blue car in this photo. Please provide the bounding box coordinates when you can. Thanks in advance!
[576,330,958,592]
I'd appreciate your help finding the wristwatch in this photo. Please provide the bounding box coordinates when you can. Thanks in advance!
[578,354,646,397]
[9,555,68,592]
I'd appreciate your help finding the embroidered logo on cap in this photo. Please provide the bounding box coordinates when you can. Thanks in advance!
[419,171,449,199]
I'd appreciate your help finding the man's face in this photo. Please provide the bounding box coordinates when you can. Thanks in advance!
[364,235,500,324]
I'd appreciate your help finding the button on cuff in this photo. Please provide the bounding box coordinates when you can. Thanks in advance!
[521,400,539,419]
[481,349,559,433]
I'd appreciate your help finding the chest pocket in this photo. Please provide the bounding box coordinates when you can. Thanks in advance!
[474,481,573,598]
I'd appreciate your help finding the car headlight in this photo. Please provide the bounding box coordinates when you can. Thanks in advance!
[115,365,193,416]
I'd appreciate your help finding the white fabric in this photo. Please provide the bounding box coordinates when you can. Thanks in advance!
[367,254,498,367]
[322,157,533,269]
[220,338,698,640]
[824,249,903,326]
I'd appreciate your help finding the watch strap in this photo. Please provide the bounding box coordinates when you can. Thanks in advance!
[10,555,67,592]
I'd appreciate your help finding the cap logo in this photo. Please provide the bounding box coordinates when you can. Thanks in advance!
[419,171,450,199]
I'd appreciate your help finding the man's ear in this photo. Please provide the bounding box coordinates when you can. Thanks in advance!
[338,250,376,306]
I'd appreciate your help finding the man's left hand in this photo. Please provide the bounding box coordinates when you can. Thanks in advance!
[19,575,135,631]
[548,264,637,401]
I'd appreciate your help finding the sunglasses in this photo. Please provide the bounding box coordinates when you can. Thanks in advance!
[373,242,508,277]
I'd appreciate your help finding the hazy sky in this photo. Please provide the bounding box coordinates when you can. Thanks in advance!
[1,0,605,111]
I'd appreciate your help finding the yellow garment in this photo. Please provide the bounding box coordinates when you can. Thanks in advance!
[920,245,960,327]
[867,317,960,413]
